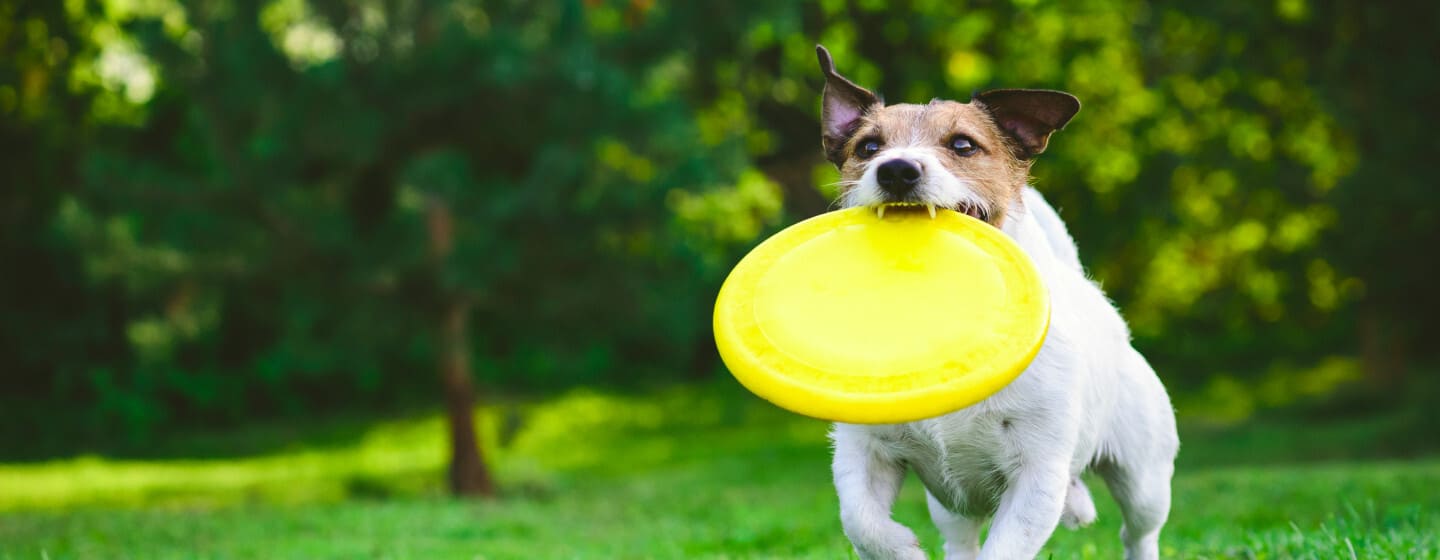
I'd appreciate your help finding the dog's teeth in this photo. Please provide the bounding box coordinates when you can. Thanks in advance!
[926,204,937,219]
[876,205,886,219]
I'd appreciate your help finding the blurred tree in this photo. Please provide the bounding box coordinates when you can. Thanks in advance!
[426,197,493,496]
[1303,1,1440,388]
[1,0,788,486]
[2,0,1437,463]
[0,0,109,449]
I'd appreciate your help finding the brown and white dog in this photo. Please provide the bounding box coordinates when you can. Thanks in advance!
[816,46,1179,560]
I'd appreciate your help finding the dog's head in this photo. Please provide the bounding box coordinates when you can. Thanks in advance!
[817,45,1079,226]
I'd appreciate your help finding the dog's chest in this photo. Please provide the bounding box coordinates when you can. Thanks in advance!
[867,410,1015,515]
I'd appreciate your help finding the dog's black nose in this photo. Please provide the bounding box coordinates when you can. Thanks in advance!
[876,159,922,195]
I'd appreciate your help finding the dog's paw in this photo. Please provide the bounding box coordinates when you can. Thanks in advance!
[1060,477,1098,529]
[854,544,927,560]
[941,543,981,560]
[850,520,928,560]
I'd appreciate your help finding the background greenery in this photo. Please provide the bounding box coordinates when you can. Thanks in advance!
[2,0,1438,557]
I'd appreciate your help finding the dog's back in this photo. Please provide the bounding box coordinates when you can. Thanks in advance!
[1019,188,1084,274]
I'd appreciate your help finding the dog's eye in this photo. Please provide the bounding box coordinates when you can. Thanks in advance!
[949,135,978,156]
[855,138,882,159]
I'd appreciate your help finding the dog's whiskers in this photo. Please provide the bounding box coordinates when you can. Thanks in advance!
[827,180,864,211]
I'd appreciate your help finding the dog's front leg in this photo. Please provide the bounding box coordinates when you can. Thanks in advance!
[832,426,926,560]
[977,461,1069,560]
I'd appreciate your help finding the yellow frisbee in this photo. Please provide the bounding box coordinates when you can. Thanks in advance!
[713,206,1050,424]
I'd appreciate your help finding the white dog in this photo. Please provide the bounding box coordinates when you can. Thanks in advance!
[816,46,1179,560]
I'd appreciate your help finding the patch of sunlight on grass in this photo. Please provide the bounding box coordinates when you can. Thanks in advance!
[0,414,450,511]
[0,382,826,512]
[504,384,827,477]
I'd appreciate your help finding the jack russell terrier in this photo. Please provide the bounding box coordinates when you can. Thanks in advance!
[816,45,1179,560]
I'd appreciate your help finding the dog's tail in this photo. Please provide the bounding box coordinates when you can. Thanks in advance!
[1060,476,1098,529]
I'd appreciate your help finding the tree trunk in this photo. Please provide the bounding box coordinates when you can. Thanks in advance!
[439,296,495,496]
[1359,302,1408,391]
[427,198,496,497]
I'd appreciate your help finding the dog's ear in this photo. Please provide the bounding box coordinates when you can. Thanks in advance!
[817,45,880,167]
[974,89,1080,159]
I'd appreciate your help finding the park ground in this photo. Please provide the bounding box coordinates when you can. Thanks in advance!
[2,382,1437,559]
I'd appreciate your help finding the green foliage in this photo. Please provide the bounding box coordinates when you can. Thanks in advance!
[2,0,1438,453]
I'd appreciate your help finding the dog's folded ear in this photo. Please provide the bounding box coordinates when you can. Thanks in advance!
[974,89,1080,159]
[817,45,881,167]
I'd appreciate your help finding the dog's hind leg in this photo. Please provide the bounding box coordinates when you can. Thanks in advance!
[1098,458,1173,560]
[926,490,982,560]
[1099,347,1178,560]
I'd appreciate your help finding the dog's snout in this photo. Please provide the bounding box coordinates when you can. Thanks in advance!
[876,159,922,196]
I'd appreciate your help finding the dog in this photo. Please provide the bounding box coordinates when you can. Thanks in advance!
[815,46,1179,560]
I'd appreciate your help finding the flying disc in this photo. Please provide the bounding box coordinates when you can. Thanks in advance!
[713,206,1050,424]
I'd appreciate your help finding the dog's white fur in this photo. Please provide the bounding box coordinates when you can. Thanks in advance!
[833,155,1179,560]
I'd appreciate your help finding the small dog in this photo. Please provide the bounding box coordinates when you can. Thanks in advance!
[816,46,1179,560]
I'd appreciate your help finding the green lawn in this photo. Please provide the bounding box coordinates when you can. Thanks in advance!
[2,384,1438,559]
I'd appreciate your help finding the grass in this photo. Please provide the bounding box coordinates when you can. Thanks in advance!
[2,382,1438,559]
